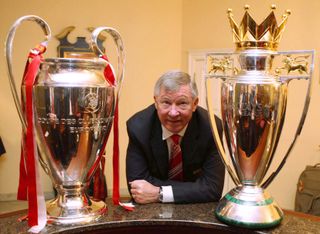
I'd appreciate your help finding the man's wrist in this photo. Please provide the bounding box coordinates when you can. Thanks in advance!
[158,186,163,202]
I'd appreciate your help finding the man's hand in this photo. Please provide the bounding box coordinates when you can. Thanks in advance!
[129,180,160,204]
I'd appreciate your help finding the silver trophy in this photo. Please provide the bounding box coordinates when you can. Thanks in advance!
[205,6,314,228]
[5,15,125,225]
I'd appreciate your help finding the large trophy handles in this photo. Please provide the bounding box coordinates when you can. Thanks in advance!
[206,79,241,187]
[5,15,51,130]
[262,50,314,188]
[91,27,125,101]
[5,15,51,174]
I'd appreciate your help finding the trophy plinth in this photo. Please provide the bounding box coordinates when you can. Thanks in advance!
[215,187,283,228]
[206,5,313,228]
[46,185,106,225]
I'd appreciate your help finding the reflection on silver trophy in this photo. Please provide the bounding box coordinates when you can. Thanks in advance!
[5,15,125,225]
[205,5,314,228]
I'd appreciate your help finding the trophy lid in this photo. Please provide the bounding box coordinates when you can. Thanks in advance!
[227,5,291,51]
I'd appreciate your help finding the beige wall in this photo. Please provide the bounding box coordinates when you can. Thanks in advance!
[0,0,319,210]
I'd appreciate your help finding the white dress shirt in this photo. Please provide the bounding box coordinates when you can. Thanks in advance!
[160,125,187,203]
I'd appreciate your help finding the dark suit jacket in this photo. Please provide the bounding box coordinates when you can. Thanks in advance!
[126,104,225,203]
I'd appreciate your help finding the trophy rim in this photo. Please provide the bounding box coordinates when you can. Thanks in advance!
[43,57,107,67]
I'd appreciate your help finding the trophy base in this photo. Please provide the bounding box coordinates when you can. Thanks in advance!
[46,195,107,225]
[215,186,283,229]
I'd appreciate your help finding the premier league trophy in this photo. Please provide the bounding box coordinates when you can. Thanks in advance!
[5,15,124,225]
[205,5,314,228]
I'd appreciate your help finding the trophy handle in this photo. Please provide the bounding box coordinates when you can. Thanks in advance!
[5,15,51,130]
[206,77,241,186]
[5,15,51,174]
[262,50,314,189]
[91,27,125,99]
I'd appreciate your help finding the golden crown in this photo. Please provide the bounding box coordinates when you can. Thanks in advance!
[227,5,291,51]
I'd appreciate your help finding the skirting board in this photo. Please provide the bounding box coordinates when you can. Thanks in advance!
[0,191,55,201]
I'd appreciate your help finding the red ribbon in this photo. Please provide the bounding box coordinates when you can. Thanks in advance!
[17,45,46,227]
[93,54,120,205]
[112,103,120,204]
[17,142,27,200]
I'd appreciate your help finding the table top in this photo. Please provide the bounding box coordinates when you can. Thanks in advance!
[1,199,319,234]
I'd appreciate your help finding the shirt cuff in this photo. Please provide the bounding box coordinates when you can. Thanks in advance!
[161,185,174,203]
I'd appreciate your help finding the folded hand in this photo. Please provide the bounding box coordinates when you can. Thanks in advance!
[129,180,160,204]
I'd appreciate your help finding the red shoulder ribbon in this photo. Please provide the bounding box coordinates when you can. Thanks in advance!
[17,44,47,229]
[94,54,120,205]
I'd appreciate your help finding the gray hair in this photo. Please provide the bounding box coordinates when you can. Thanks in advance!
[154,70,198,99]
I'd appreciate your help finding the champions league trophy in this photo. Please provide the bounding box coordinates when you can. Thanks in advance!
[205,5,314,228]
[5,16,124,225]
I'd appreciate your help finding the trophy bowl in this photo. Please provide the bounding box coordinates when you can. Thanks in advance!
[5,15,125,226]
[205,6,313,228]
[32,57,113,224]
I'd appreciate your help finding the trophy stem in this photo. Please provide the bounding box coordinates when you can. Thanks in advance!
[46,184,107,225]
[215,185,283,228]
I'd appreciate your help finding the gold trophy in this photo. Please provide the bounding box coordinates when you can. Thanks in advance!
[205,5,314,228]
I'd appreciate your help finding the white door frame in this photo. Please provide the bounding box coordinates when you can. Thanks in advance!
[188,50,234,196]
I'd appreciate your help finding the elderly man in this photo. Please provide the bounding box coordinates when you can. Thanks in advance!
[126,70,224,204]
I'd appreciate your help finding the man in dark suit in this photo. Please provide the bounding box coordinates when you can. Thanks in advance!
[126,70,224,204]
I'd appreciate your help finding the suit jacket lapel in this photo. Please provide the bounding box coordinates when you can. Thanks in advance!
[151,118,169,179]
[181,114,199,166]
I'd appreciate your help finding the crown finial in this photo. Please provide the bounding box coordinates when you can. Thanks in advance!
[227,5,291,51]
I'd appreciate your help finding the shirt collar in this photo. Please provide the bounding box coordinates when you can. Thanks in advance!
[161,124,188,141]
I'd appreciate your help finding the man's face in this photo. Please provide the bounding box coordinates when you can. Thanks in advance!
[154,84,198,134]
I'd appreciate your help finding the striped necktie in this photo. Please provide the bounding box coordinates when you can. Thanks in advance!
[168,134,183,181]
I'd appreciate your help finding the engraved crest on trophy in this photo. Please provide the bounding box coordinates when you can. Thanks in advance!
[205,5,314,228]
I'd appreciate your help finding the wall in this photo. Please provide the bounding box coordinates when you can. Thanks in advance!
[0,0,182,199]
[182,0,320,209]
[0,0,319,211]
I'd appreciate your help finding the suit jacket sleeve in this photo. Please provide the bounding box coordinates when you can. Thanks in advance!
[126,105,167,190]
